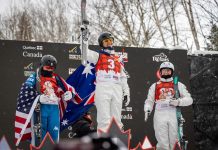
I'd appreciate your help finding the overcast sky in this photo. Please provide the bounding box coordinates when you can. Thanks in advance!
[0,0,216,51]
[0,0,10,14]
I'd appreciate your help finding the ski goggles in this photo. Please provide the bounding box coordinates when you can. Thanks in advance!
[43,66,55,70]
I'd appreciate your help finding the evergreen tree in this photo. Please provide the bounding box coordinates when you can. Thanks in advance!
[207,24,218,51]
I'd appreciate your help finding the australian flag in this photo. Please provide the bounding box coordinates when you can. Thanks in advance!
[60,63,96,131]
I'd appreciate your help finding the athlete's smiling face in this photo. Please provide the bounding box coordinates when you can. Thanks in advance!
[102,38,113,48]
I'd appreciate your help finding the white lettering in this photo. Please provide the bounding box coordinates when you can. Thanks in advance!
[152,53,169,62]
[69,54,82,60]
[23,46,36,50]
[22,45,43,50]
[121,114,133,120]
[24,71,35,77]
[23,51,43,58]
[122,107,133,112]
[69,68,76,75]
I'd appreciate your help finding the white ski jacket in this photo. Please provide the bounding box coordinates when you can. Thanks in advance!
[144,78,193,112]
[87,49,129,96]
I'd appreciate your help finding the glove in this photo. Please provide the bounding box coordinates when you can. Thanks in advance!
[80,24,87,31]
[62,91,73,101]
[123,95,130,106]
[144,106,151,122]
[169,98,180,106]
[25,73,36,86]
[144,110,151,122]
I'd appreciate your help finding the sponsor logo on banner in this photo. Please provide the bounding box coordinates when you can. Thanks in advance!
[69,46,81,60]
[121,114,133,120]
[68,68,76,75]
[122,106,133,120]
[36,46,43,50]
[116,52,128,62]
[22,45,43,58]
[152,53,169,62]
[23,51,43,58]
[69,55,81,60]
[24,62,35,77]
[122,107,132,112]
[24,62,33,70]
[22,45,43,50]
[69,46,78,53]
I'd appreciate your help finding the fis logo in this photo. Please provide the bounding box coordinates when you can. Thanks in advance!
[69,46,81,60]
[24,63,33,70]
[24,63,35,77]
[69,46,78,54]
[152,53,169,62]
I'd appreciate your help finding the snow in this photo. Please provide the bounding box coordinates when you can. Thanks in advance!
[189,50,218,56]
[160,46,187,51]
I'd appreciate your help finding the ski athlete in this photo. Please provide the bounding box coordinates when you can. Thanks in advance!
[82,31,130,132]
[26,55,74,143]
[144,61,193,150]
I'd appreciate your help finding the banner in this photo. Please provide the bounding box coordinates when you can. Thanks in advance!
[0,40,194,149]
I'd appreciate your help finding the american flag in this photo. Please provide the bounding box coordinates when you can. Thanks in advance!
[15,83,40,146]
[14,63,96,144]
[60,62,96,131]
[14,73,73,146]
